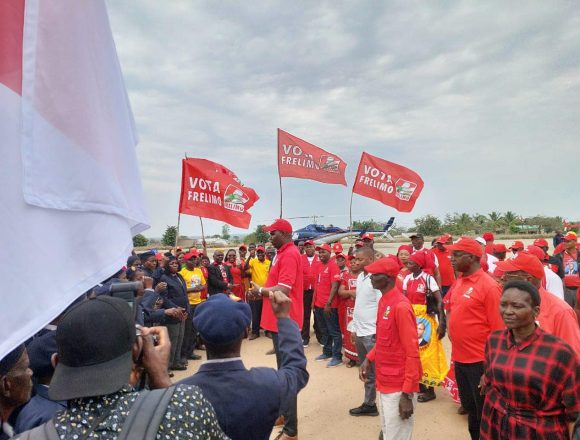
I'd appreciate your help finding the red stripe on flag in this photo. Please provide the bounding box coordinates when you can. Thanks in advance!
[0,0,24,94]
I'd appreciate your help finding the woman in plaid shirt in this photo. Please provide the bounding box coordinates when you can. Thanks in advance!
[480,280,580,439]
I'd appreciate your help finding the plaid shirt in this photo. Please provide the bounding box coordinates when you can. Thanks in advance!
[480,327,580,439]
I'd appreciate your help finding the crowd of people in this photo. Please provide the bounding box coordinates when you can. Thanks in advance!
[1,220,580,439]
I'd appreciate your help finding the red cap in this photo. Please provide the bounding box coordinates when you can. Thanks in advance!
[447,237,483,258]
[183,250,199,260]
[176,246,183,252]
[496,252,545,280]
[509,240,524,250]
[238,244,247,250]
[347,254,356,261]
[533,238,549,248]
[335,253,347,260]
[482,232,494,242]
[564,232,578,242]
[332,242,343,253]
[155,253,164,261]
[365,256,400,277]
[492,243,508,253]
[316,244,331,252]
[304,239,314,246]
[264,218,293,233]
[525,245,546,262]
[355,240,364,248]
[435,234,450,244]
[256,245,266,252]
[361,232,374,240]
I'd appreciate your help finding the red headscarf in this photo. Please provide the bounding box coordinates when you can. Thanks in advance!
[409,252,426,268]
[397,245,413,255]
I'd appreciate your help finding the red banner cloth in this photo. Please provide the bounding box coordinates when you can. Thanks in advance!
[179,158,259,229]
[277,128,347,185]
[352,152,424,213]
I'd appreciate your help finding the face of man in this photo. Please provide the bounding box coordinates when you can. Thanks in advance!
[354,250,374,271]
[435,243,446,252]
[451,251,476,274]
[248,244,256,257]
[417,322,425,339]
[266,248,276,260]
[269,230,286,249]
[185,257,197,270]
[305,244,315,257]
[298,241,305,254]
[213,251,224,264]
[143,256,157,270]
[411,236,424,250]
[370,273,389,290]
[493,251,507,261]
[168,260,180,273]
[1,350,33,407]
[318,249,331,264]
[565,239,577,251]
[257,250,266,262]
[362,238,374,249]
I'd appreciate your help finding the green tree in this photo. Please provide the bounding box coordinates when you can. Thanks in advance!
[132,234,148,247]
[161,225,178,246]
[503,211,520,233]
[487,211,503,232]
[244,225,270,245]
[221,224,231,240]
[413,214,442,236]
[352,219,384,231]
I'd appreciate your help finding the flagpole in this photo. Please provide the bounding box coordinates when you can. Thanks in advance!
[175,213,181,250]
[276,129,284,218]
[349,190,354,231]
[199,217,207,255]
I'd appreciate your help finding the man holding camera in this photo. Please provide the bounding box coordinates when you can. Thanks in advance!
[15,296,227,439]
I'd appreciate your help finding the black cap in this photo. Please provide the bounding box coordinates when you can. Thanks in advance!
[27,331,57,379]
[193,294,251,345]
[49,296,135,401]
[409,233,424,239]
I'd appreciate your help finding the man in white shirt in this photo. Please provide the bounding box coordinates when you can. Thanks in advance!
[349,246,382,417]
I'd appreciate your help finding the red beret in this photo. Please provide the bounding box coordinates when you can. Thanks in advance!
[365,256,400,277]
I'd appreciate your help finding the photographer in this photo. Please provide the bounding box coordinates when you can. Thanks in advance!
[15,296,227,439]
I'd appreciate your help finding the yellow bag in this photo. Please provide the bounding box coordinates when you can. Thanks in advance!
[412,304,449,387]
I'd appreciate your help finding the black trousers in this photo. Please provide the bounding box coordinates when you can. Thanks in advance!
[301,289,314,343]
[249,299,263,335]
[455,361,484,440]
[272,332,298,436]
[180,305,198,360]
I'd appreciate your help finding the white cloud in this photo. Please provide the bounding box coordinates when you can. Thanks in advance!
[106,0,580,237]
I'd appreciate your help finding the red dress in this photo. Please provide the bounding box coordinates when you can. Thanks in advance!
[338,270,358,362]
[226,261,246,301]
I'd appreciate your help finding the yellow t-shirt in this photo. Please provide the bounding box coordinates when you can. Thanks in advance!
[179,267,206,305]
[248,258,271,287]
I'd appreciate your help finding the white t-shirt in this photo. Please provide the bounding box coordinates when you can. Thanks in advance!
[487,254,499,273]
[352,272,383,337]
[544,266,565,301]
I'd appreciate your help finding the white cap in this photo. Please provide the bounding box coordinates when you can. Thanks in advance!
[475,237,486,245]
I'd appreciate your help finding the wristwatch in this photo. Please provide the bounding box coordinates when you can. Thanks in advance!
[401,392,414,400]
[258,287,263,294]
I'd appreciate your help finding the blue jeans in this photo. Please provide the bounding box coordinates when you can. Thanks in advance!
[314,307,342,360]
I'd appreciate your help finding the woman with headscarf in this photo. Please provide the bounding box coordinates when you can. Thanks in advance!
[225,249,245,301]
[396,245,413,291]
[402,252,448,402]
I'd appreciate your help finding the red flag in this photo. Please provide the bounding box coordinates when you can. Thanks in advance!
[179,158,259,229]
[352,152,424,213]
[277,128,347,185]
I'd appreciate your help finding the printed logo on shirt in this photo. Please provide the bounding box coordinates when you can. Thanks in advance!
[463,287,474,298]
[348,278,357,289]
[416,283,425,293]
[383,306,391,319]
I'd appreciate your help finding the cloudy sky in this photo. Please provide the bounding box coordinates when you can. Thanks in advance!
[106,1,580,238]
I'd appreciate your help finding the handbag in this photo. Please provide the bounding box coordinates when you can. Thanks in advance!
[424,274,439,316]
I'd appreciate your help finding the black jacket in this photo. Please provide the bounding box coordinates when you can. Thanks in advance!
[207,264,233,295]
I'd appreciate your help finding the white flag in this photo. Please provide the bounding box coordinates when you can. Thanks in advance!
[0,0,149,359]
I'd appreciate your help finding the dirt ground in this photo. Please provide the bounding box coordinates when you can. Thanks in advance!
[171,239,541,439]
[172,333,470,440]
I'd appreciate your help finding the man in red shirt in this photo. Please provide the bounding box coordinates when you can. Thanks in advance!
[432,235,456,297]
[496,252,580,358]
[447,237,503,440]
[359,257,421,440]
[508,240,524,258]
[248,218,304,440]
[313,244,342,368]
[301,239,321,347]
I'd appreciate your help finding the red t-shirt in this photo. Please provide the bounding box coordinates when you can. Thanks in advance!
[432,248,455,287]
[537,287,580,359]
[261,242,304,332]
[448,269,504,363]
[563,250,580,288]
[402,272,439,305]
[366,288,422,393]
[301,253,321,291]
[313,260,340,308]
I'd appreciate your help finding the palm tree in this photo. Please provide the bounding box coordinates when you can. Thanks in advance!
[487,211,503,233]
[503,211,519,233]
